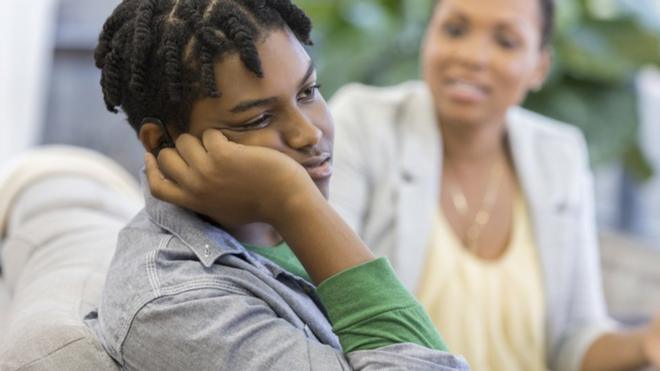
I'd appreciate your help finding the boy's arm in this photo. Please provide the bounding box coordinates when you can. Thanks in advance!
[144,130,467,369]
[145,129,375,284]
[120,281,468,371]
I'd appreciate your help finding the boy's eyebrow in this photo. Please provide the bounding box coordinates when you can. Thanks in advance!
[230,97,278,114]
[298,60,315,88]
[229,60,315,114]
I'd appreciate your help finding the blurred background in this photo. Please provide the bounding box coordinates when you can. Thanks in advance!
[297,0,660,245]
[1,0,659,321]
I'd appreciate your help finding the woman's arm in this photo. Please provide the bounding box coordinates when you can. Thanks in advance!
[581,325,656,371]
[565,133,660,371]
[582,333,641,371]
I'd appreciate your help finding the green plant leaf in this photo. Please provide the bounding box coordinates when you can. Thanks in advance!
[624,143,655,182]
[556,17,660,83]
[524,76,641,166]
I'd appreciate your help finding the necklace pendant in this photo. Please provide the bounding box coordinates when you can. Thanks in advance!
[466,225,480,241]
[451,189,469,215]
[475,210,490,225]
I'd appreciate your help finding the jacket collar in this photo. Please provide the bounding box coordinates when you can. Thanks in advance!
[397,82,442,184]
[141,172,248,268]
[394,82,442,288]
[507,107,578,215]
[140,172,313,288]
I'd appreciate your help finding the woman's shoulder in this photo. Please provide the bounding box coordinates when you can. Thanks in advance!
[332,80,428,101]
[329,81,428,118]
[508,107,587,148]
[508,107,592,204]
[508,107,589,163]
[329,81,435,144]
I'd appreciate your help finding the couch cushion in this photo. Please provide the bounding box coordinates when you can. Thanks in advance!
[0,147,141,371]
[600,232,660,325]
[0,278,9,342]
[7,331,120,371]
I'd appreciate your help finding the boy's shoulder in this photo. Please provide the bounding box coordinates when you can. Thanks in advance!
[108,208,268,301]
[93,209,272,358]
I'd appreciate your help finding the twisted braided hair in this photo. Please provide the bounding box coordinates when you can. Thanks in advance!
[95,0,313,132]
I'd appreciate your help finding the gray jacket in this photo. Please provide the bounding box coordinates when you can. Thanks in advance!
[85,179,470,371]
[328,81,616,371]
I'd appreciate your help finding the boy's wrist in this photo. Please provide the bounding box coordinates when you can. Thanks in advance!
[270,182,324,228]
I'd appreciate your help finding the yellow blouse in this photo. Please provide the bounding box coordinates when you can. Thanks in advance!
[416,196,548,371]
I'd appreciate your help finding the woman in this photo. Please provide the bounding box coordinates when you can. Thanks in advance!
[328,0,660,370]
[85,0,469,370]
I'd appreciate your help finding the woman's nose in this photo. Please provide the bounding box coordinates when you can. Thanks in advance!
[454,34,492,69]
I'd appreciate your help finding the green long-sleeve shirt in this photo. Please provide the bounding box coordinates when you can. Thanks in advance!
[244,242,448,353]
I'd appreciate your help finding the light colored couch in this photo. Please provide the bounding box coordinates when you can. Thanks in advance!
[0,146,141,371]
[600,232,660,326]
[0,146,658,370]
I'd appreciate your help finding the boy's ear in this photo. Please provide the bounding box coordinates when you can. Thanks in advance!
[139,121,169,155]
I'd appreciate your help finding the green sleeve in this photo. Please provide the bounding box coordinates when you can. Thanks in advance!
[315,257,448,352]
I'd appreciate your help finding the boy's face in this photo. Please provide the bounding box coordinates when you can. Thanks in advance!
[187,29,334,198]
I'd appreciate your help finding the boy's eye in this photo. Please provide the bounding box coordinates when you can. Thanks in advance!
[297,84,321,102]
[230,113,273,132]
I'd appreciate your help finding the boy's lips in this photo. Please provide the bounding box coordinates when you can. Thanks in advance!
[301,154,333,180]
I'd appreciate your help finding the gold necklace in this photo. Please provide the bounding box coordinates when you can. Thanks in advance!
[447,160,504,252]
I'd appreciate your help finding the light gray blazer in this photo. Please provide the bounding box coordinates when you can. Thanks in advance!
[328,81,615,371]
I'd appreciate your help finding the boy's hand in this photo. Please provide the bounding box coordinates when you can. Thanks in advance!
[145,129,317,227]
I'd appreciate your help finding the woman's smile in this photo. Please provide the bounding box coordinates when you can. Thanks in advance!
[443,77,490,104]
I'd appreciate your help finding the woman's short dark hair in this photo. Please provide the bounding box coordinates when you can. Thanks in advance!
[538,0,555,47]
[95,0,313,133]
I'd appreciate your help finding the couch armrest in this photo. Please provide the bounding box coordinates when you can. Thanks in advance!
[600,231,660,325]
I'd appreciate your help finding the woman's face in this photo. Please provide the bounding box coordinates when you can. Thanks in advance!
[421,0,550,127]
[187,29,334,198]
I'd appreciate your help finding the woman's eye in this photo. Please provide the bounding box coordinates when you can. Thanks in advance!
[442,22,466,38]
[495,33,519,50]
[297,84,321,102]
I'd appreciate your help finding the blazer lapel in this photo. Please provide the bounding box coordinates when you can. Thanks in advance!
[394,84,442,290]
[507,108,576,351]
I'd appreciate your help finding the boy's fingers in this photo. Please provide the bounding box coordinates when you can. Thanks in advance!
[145,152,166,180]
[176,133,208,166]
[201,129,231,155]
[157,148,190,185]
[144,152,189,205]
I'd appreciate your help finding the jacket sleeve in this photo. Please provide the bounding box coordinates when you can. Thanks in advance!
[120,283,469,371]
[552,133,617,371]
